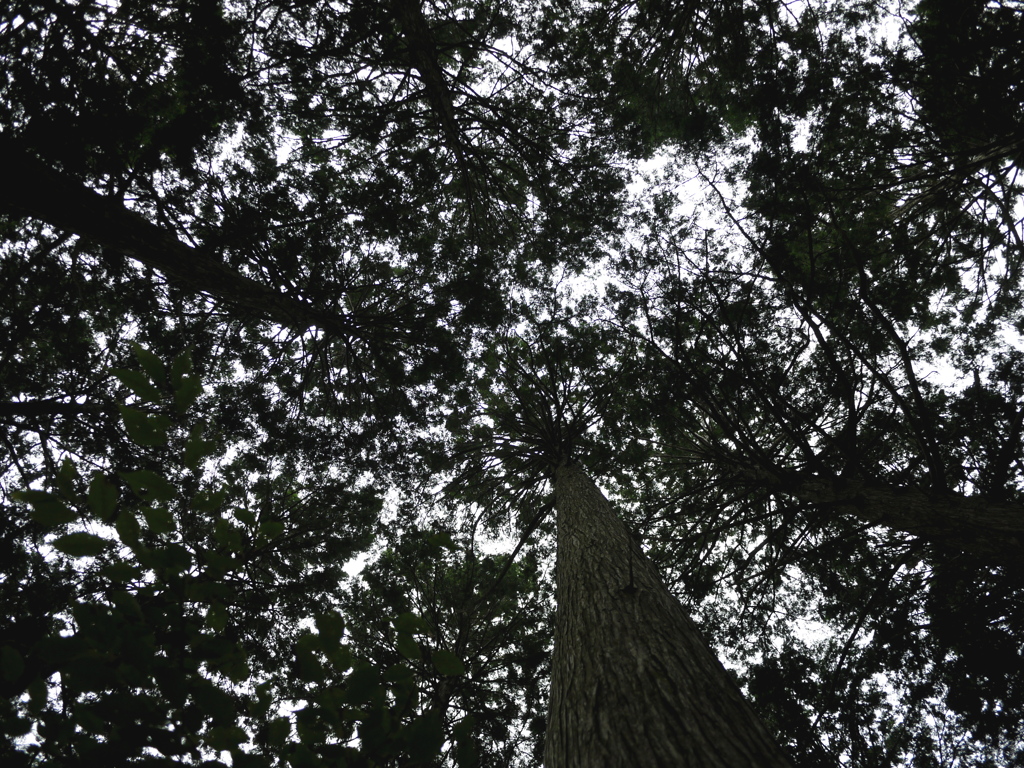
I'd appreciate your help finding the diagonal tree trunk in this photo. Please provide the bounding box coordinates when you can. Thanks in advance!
[0,137,371,342]
[391,0,466,163]
[736,466,1024,567]
[545,461,793,768]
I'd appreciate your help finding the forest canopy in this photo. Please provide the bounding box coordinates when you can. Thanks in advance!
[1,0,1023,766]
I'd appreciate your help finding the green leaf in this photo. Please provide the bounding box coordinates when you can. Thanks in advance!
[87,475,118,521]
[142,505,176,534]
[383,662,414,684]
[266,716,291,746]
[315,611,345,643]
[27,677,47,714]
[192,679,235,720]
[250,682,274,718]
[342,666,382,705]
[186,580,231,603]
[205,724,247,751]
[403,710,444,762]
[100,560,143,582]
[432,649,465,676]
[221,653,250,685]
[116,509,141,546]
[53,532,109,557]
[109,590,144,620]
[326,645,353,672]
[203,548,234,575]
[427,531,456,551]
[259,520,285,540]
[15,490,77,527]
[294,636,324,682]
[393,612,427,634]
[1,646,24,682]
[119,406,171,446]
[207,602,229,632]
[213,518,244,552]
[325,643,354,671]
[233,508,257,527]
[75,704,108,734]
[1,716,32,738]
[195,486,229,513]
[174,374,203,414]
[121,470,177,502]
[131,342,166,384]
[150,543,192,573]
[453,716,479,768]
[112,368,164,405]
[184,423,215,470]
[233,752,272,768]
[396,632,422,661]
[287,743,319,768]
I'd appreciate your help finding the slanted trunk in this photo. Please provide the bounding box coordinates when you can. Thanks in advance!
[0,138,366,342]
[545,461,793,768]
[742,467,1024,567]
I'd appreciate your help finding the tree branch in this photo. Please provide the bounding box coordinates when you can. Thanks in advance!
[737,465,1024,567]
[0,137,374,343]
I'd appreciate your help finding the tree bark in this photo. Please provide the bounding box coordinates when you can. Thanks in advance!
[0,137,368,341]
[545,461,793,768]
[391,0,465,160]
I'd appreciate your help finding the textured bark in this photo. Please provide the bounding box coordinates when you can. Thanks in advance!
[0,137,365,340]
[545,462,793,768]
[744,467,1024,567]
[391,0,465,160]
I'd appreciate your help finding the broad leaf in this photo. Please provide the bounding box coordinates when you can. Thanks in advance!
[52,532,109,558]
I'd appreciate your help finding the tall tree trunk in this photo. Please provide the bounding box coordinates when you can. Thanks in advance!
[545,461,793,768]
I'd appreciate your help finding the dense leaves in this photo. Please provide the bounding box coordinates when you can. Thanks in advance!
[1,350,482,767]
[2,0,1024,766]
[597,1,1024,762]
